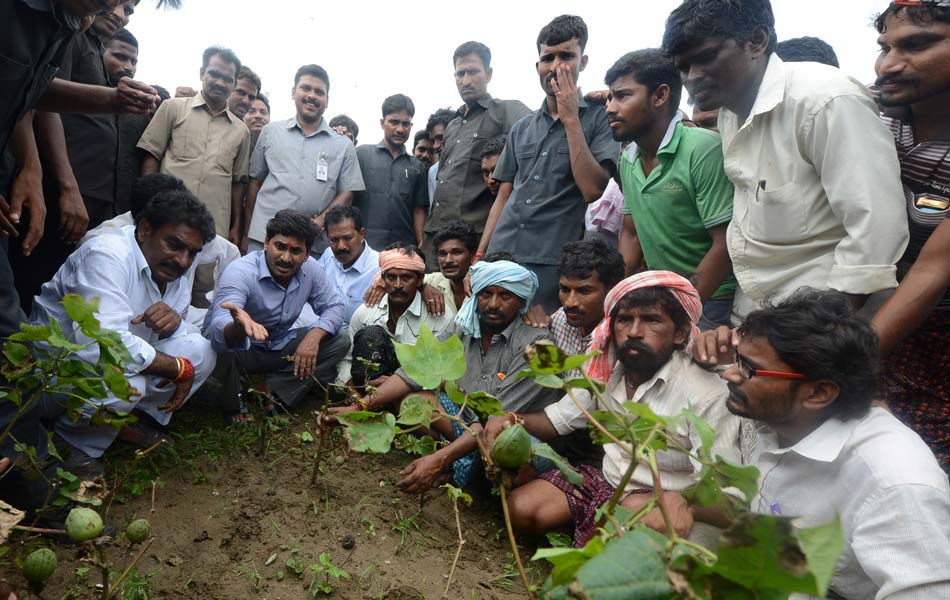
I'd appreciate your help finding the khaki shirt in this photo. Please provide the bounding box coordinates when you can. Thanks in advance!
[137,93,250,236]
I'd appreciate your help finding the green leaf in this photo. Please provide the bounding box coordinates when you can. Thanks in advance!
[336,411,396,454]
[296,431,315,443]
[531,442,583,485]
[567,530,674,599]
[684,456,759,511]
[89,407,137,430]
[102,364,134,399]
[523,340,597,376]
[462,390,504,421]
[393,325,466,390]
[396,394,433,428]
[680,409,715,455]
[620,402,674,429]
[534,535,606,588]
[2,341,32,368]
[545,532,573,548]
[441,483,473,506]
[46,317,85,352]
[8,324,51,342]
[61,294,100,330]
[395,434,437,456]
[711,513,844,596]
[563,376,606,393]
[589,410,667,451]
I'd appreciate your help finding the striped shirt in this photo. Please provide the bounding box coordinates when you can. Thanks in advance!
[882,114,950,311]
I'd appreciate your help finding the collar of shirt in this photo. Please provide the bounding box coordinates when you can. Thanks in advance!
[191,92,239,123]
[608,350,680,404]
[374,140,407,158]
[374,290,425,318]
[286,116,332,138]
[721,54,787,132]
[337,242,378,274]
[756,415,855,464]
[254,249,301,293]
[125,226,155,282]
[625,112,684,162]
[458,94,494,117]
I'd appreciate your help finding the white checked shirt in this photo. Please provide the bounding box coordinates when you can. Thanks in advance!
[752,408,950,600]
[718,56,908,319]
[544,352,742,494]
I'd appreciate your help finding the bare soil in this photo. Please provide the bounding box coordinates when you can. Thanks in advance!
[4,394,547,599]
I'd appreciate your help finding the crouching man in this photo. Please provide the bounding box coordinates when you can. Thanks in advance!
[35,190,218,478]
[206,210,348,418]
[724,289,950,599]
[482,271,742,547]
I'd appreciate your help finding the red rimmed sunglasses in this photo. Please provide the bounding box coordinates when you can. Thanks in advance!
[733,348,806,380]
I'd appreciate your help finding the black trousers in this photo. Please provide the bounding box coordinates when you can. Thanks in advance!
[215,329,349,412]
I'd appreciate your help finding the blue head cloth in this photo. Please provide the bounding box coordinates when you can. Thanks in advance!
[454,260,539,338]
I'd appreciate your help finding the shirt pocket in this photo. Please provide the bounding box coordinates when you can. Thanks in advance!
[0,53,30,119]
[514,143,539,184]
[551,147,573,176]
[170,117,204,160]
[654,432,694,473]
[747,179,805,243]
[216,136,239,173]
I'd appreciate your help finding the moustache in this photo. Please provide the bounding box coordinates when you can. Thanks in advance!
[159,261,185,277]
[441,263,459,270]
[481,309,505,319]
[618,339,653,356]
[564,308,583,317]
[875,75,917,87]
[726,382,747,403]
[275,261,293,270]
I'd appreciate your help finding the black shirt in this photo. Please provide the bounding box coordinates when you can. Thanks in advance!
[353,142,428,249]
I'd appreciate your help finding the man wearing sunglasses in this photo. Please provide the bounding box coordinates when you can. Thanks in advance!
[723,288,950,599]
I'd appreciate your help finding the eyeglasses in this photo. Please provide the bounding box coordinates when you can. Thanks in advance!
[733,348,806,380]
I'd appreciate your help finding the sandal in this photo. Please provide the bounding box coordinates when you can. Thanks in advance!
[225,397,254,424]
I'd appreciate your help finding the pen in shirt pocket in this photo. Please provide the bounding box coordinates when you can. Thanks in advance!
[755,179,767,202]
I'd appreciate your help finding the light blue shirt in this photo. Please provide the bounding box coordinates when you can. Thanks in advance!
[317,241,380,325]
[205,250,345,352]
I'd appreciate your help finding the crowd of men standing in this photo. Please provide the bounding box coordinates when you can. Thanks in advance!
[1,0,950,598]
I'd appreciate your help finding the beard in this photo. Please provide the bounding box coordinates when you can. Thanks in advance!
[616,339,672,375]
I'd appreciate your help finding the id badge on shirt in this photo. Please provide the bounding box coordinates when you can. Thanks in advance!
[316,152,329,182]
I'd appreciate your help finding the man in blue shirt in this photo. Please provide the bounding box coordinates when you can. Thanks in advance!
[317,205,379,325]
[206,210,348,418]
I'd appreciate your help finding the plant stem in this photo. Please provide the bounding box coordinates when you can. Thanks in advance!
[107,537,154,598]
[646,452,675,539]
[498,481,535,600]
[564,388,632,453]
[672,535,718,562]
[442,495,466,598]
[12,525,65,535]
[311,405,331,487]
[96,547,109,600]
[602,426,658,517]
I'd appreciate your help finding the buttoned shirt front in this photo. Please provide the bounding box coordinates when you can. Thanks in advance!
[205,250,344,352]
[544,352,741,494]
[549,307,592,357]
[751,408,950,600]
[427,95,532,233]
[424,271,466,317]
[137,93,250,236]
[353,142,428,249]
[58,31,116,204]
[317,241,380,324]
[337,291,455,382]
[488,97,620,265]
[248,117,364,253]
[718,56,907,318]
[30,226,191,375]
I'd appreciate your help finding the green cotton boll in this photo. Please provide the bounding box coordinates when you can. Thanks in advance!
[65,507,104,542]
[491,423,532,470]
[22,548,58,583]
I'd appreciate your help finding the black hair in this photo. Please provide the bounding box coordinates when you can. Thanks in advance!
[201,45,242,77]
[776,36,839,67]
[265,209,317,250]
[110,28,138,49]
[610,286,692,350]
[662,0,778,57]
[433,220,478,254]
[413,130,431,148]
[256,93,270,112]
[558,239,625,290]
[537,15,589,52]
[130,173,188,220]
[329,114,358,142]
[294,64,330,90]
[738,288,879,421]
[604,49,683,118]
[138,189,215,243]
[382,241,426,264]
[238,65,262,93]
[324,204,364,231]
[382,94,415,118]
[454,41,492,69]
[479,134,507,160]
[874,2,950,32]
[482,251,516,263]
[426,108,456,133]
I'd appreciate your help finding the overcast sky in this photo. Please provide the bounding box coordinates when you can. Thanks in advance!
[131,0,887,142]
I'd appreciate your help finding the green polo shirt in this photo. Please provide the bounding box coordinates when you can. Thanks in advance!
[621,121,737,298]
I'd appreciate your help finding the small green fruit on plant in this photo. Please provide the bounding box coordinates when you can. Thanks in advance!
[126,519,151,544]
[22,548,58,583]
[491,423,531,470]
[65,507,104,542]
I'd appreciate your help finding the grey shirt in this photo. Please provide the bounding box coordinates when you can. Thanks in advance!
[427,95,531,234]
[248,116,364,252]
[353,142,428,249]
[398,317,561,415]
[488,97,619,265]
